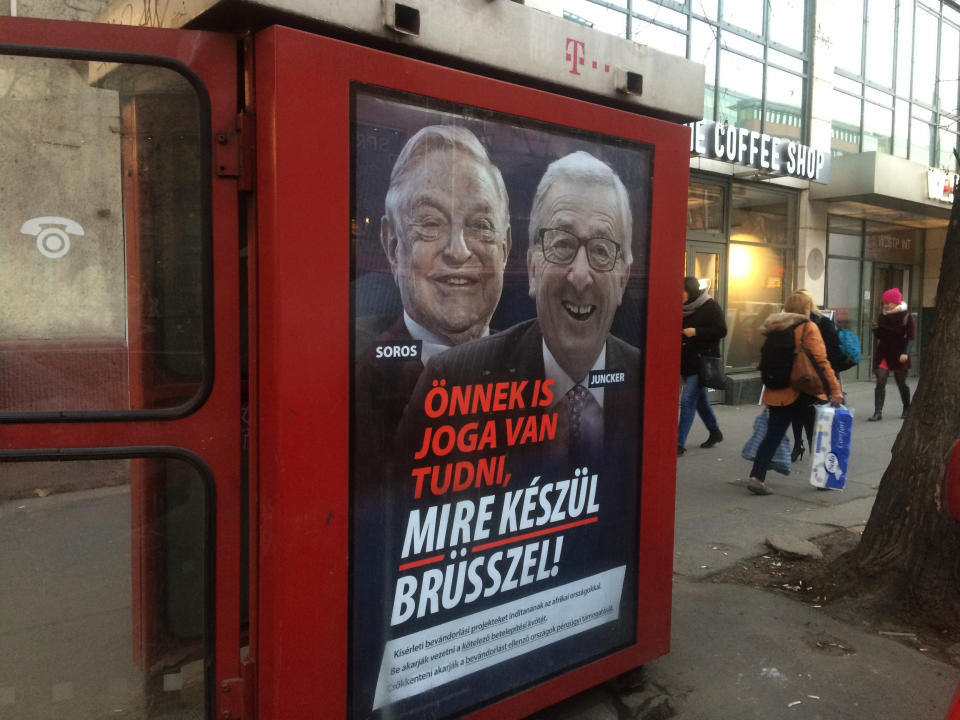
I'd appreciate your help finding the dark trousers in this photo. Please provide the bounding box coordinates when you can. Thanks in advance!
[790,394,819,447]
[751,398,810,482]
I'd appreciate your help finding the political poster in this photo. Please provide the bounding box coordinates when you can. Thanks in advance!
[350,86,652,720]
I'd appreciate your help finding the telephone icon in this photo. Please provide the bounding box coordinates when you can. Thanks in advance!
[20,216,85,259]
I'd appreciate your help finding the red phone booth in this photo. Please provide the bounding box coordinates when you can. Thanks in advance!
[0,4,700,719]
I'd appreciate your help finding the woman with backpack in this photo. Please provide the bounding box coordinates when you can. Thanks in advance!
[679,276,727,456]
[748,291,843,496]
[868,287,915,421]
[790,289,843,462]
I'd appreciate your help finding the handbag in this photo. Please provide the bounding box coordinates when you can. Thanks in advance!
[698,354,726,390]
[741,408,792,475]
[790,323,828,397]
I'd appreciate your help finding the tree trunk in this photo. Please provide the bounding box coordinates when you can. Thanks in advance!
[848,185,960,623]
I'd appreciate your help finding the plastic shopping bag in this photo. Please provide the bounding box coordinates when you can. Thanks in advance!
[809,403,854,489]
[741,408,792,476]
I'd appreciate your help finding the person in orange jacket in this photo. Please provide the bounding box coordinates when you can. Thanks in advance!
[746,291,843,496]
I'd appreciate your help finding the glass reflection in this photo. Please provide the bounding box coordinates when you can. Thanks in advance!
[725,244,788,369]
[722,0,762,36]
[865,0,895,88]
[863,102,893,153]
[768,0,805,51]
[910,117,934,164]
[0,457,209,719]
[826,257,862,338]
[834,0,864,74]
[938,23,960,114]
[687,182,725,233]
[913,8,938,105]
[831,90,862,155]
[765,67,803,140]
[0,54,207,415]
[718,50,763,126]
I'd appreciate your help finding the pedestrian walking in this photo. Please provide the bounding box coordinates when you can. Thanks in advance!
[747,291,843,496]
[790,289,842,462]
[679,276,726,456]
[868,287,914,421]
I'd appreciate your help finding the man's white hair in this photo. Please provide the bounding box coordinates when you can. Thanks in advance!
[527,150,633,265]
[384,124,510,231]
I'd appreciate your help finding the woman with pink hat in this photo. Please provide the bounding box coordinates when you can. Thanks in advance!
[868,287,915,421]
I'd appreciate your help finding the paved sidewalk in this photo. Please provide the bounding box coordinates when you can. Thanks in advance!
[530,380,960,720]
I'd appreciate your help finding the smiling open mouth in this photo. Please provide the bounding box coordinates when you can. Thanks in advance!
[562,300,595,320]
[434,275,478,287]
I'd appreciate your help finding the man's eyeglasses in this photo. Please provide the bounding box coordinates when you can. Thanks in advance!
[537,228,622,272]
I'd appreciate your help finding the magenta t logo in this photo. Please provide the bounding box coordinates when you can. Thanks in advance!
[566,38,585,75]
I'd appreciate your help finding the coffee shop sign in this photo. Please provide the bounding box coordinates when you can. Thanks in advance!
[688,121,830,184]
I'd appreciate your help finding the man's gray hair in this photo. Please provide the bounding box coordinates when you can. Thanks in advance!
[384,125,510,230]
[528,150,633,265]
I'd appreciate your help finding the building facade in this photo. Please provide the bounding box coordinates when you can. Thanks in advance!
[531,0,959,397]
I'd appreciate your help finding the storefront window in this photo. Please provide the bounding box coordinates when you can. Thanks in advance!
[725,244,789,368]
[894,98,910,156]
[896,0,914,94]
[768,0,805,51]
[865,0,895,88]
[939,23,960,114]
[694,0,718,21]
[722,0,763,37]
[828,215,863,256]
[913,8,938,105]
[687,182,725,234]
[910,116,934,165]
[834,1,864,75]
[691,19,718,120]
[939,128,958,170]
[718,50,763,127]
[730,185,792,246]
[634,22,686,57]
[766,67,803,140]
[561,0,628,37]
[863,102,893,153]
[826,257,861,333]
[831,90,862,155]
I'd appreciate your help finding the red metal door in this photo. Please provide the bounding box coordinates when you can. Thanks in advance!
[0,18,244,720]
[254,25,688,720]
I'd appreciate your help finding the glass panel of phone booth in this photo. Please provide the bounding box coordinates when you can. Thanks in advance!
[0,54,207,415]
[0,456,210,720]
[0,21,242,720]
[254,26,689,720]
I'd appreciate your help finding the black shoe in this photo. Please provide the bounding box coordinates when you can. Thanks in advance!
[678,445,686,456]
[699,429,723,448]
[868,412,882,422]
[791,441,805,463]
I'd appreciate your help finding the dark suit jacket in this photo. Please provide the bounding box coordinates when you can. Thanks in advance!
[403,318,641,469]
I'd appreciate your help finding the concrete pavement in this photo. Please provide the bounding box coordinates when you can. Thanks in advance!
[530,380,960,720]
